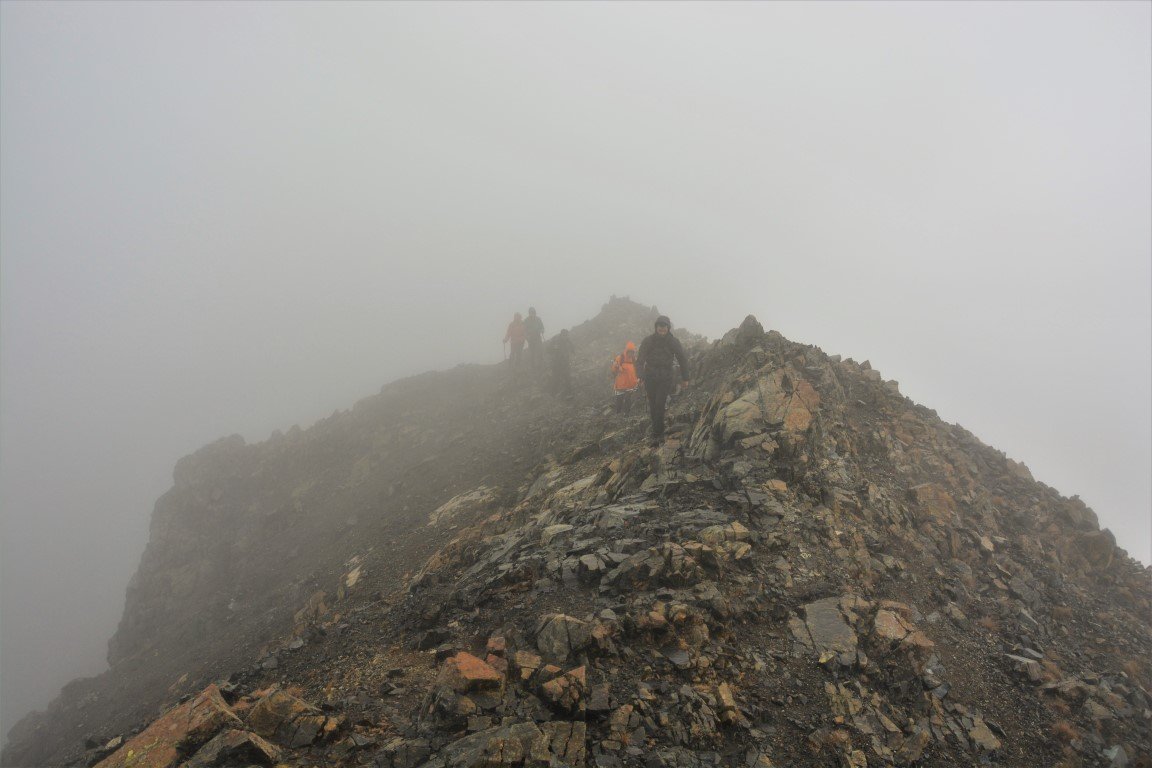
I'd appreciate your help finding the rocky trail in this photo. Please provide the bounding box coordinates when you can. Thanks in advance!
[4,298,1149,768]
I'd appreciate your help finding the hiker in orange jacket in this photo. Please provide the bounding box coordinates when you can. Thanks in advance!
[611,342,640,414]
[504,313,526,369]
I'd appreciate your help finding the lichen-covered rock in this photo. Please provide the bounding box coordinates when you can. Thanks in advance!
[94,685,241,768]
[244,688,338,747]
[535,615,592,661]
[182,729,281,767]
[416,721,552,768]
[792,598,858,666]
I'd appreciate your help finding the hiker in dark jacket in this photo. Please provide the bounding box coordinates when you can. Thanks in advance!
[524,307,545,373]
[549,329,575,399]
[503,312,526,369]
[636,315,689,443]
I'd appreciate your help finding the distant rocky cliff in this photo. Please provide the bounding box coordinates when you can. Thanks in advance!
[4,298,1149,768]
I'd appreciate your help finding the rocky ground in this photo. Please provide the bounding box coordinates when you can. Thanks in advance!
[4,299,1149,768]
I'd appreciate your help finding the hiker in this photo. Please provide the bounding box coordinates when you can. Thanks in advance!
[504,312,526,369]
[524,307,545,373]
[636,315,689,443]
[550,328,575,398]
[611,341,639,415]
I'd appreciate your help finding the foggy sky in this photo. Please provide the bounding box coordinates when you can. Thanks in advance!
[2,0,1149,742]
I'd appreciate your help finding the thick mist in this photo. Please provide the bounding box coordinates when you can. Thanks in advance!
[2,1,1149,743]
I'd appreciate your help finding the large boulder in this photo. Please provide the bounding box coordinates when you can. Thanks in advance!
[418,721,551,767]
[790,598,859,666]
[182,729,281,767]
[535,615,592,661]
[708,368,821,448]
[94,685,241,768]
[438,652,504,693]
[245,688,339,747]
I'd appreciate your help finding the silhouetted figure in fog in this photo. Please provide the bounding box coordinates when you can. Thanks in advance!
[611,341,639,415]
[550,329,575,399]
[504,312,526,370]
[525,307,545,373]
[636,315,689,444]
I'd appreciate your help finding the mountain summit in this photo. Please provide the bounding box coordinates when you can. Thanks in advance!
[4,297,1149,768]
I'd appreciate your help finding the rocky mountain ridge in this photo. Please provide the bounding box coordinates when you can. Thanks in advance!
[3,297,1149,768]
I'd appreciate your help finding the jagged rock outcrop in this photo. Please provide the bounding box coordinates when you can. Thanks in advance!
[4,297,1149,768]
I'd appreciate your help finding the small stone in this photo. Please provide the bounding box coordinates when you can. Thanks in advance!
[485,654,509,675]
[661,646,692,670]
[540,667,586,714]
[968,720,1001,751]
[512,650,542,681]
[799,598,858,660]
[896,728,931,764]
[1005,654,1044,682]
[588,684,612,712]
[607,705,635,746]
[1105,745,1130,768]
[873,610,911,642]
[541,721,586,766]
[1084,700,1112,720]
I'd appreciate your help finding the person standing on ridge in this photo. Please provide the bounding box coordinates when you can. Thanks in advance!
[524,307,545,373]
[611,341,639,415]
[504,312,526,370]
[636,315,689,444]
[550,328,575,399]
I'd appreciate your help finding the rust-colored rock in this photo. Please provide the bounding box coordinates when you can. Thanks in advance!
[94,685,241,768]
[438,652,504,693]
[873,609,912,642]
[540,666,586,714]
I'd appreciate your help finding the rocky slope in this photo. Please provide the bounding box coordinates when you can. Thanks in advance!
[3,298,1149,768]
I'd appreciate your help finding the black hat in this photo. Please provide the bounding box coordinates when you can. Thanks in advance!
[655,315,672,329]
